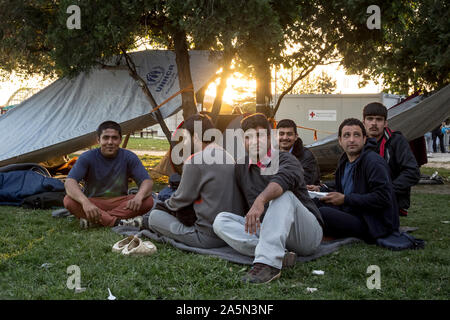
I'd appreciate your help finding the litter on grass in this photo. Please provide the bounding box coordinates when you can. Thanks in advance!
[312,270,325,275]
[107,288,116,300]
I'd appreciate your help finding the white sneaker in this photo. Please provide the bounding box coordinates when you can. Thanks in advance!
[112,235,135,253]
[79,218,101,229]
[121,237,157,256]
[118,216,144,228]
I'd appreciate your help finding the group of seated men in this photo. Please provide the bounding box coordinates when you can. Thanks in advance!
[63,102,420,284]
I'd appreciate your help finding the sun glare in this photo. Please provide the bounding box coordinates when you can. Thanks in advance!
[204,72,256,106]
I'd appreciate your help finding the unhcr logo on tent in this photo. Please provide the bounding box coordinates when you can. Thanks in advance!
[146,65,176,93]
[146,67,165,86]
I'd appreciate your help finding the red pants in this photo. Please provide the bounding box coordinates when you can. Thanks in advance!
[64,195,154,227]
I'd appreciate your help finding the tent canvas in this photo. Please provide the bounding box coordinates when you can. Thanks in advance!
[0,50,220,167]
[307,84,450,173]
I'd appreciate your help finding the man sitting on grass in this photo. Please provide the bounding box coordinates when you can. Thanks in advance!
[276,119,321,185]
[146,114,245,248]
[64,121,154,229]
[213,113,324,284]
[362,102,420,217]
[318,118,399,242]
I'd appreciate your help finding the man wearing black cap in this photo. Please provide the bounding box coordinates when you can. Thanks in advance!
[362,102,420,216]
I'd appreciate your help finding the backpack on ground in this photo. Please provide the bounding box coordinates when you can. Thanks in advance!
[376,231,425,251]
[21,191,66,209]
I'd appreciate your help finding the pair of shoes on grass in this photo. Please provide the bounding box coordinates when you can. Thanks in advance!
[112,235,157,256]
[242,251,297,284]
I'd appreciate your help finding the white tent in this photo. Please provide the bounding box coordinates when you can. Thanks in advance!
[0,50,220,167]
[308,84,450,173]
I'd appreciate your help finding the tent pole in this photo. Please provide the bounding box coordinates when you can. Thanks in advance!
[122,133,131,149]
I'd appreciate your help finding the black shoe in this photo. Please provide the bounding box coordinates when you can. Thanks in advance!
[241,263,281,284]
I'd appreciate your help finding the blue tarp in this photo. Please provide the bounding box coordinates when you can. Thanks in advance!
[0,170,65,206]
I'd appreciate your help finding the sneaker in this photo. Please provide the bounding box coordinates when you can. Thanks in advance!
[121,237,157,256]
[79,218,101,229]
[241,263,281,284]
[282,251,297,269]
[118,216,144,228]
[112,235,135,253]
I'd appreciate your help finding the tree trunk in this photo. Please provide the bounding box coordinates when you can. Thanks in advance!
[255,58,272,117]
[173,29,198,119]
[195,84,207,111]
[210,54,233,124]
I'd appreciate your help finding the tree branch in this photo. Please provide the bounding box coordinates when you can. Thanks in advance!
[273,43,340,117]
[119,46,175,147]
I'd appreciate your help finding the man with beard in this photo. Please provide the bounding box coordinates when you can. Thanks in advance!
[362,102,420,216]
[318,118,399,242]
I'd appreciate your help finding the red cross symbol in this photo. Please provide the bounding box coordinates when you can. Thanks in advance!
[310,111,316,118]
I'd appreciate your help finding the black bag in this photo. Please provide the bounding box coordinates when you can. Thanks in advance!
[21,191,66,209]
[154,201,197,227]
[376,231,425,251]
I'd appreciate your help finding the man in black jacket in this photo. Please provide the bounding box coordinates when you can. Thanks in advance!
[276,119,321,185]
[319,118,399,242]
[431,123,446,153]
[213,113,324,284]
[362,102,420,216]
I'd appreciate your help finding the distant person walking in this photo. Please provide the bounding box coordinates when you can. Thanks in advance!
[432,123,446,153]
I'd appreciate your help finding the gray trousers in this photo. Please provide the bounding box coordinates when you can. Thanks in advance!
[213,191,323,269]
[148,209,227,249]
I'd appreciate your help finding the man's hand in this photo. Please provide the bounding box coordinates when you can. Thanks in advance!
[245,199,265,235]
[320,192,345,206]
[82,201,101,224]
[307,185,320,192]
[125,195,143,212]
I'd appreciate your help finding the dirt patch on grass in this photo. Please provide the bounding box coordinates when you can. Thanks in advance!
[423,162,450,170]
[412,183,450,195]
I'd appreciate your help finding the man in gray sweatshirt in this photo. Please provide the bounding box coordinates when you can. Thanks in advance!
[147,114,245,248]
[213,113,324,284]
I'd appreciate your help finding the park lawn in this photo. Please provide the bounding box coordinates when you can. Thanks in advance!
[420,165,450,179]
[0,168,449,300]
[124,137,170,151]
[84,137,170,152]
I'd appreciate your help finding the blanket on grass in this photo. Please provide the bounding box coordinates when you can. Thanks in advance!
[111,225,361,265]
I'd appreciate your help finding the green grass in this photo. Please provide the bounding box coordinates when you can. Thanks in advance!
[124,137,170,151]
[420,166,450,179]
[80,137,170,152]
[0,170,449,300]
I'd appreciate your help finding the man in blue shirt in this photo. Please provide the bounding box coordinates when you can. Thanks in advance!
[64,121,154,228]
